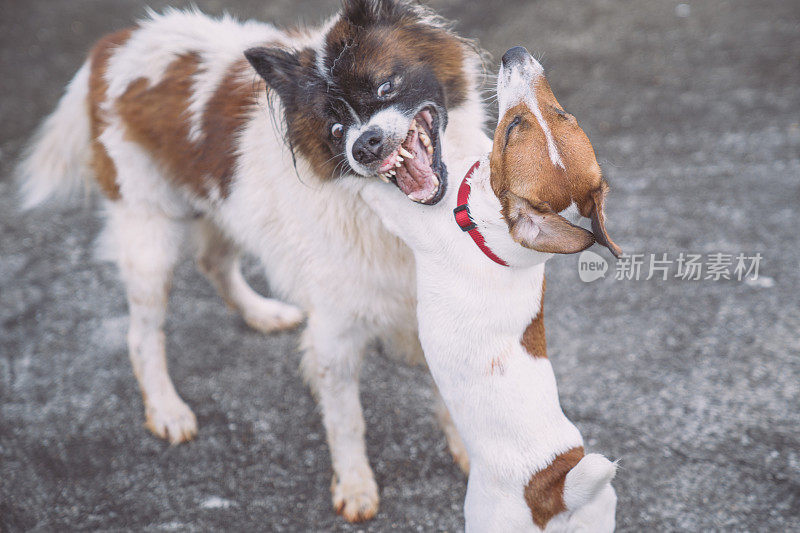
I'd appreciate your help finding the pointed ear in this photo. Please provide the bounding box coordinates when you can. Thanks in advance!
[504,192,595,254]
[587,181,622,258]
[562,454,617,511]
[244,47,302,101]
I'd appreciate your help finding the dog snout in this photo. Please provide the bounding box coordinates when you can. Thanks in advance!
[501,46,530,67]
[352,127,385,165]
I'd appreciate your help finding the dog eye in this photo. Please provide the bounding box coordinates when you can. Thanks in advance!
[331,123,344,139]
[506,116,522,137]
[503,116,522,149]
[377,81,393,98]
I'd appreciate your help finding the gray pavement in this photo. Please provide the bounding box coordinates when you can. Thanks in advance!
[1,0,799,531]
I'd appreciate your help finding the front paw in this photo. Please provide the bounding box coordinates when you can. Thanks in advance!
[448,437,471,475]
[331,472,380,522]
[144,396,198,444]
[441,419,470,475]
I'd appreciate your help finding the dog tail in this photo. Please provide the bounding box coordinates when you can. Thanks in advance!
[17,61,93,209]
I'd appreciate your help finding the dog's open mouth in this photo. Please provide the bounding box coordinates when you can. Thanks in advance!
[376,107,446,205]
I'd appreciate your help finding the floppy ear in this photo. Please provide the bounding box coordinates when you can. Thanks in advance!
[244,47,303,102]
[586,181,622,258]
[504,192,595,254]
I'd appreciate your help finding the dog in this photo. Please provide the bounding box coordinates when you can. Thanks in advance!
[17,1,489,521]
[359,46,622,531]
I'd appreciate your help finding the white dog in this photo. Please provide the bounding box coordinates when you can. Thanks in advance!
[18,1,488,521]
[360,46,622,531]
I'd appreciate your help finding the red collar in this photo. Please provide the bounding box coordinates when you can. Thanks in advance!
[453,161,509,267]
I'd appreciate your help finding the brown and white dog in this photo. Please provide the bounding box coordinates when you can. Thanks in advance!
[360,46,621,531]
[17,1,489,521]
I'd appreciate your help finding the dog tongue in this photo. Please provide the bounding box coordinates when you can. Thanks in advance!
[394,128,437,202]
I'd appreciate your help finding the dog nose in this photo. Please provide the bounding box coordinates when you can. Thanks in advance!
[501,46,530,66]
[352,127,385,164]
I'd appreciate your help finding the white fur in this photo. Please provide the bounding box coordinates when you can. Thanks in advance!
[561,484,618,532]
[359,55,617,529]
[105,8,282,102]
[17,61,91,209]
[563,454,618,511]
[361,159,617,532]
[18,7,488,519]
[345,104,435,177]
[467,159,554,269]
[98,119,193,218]
[104,202,198,444]
[497,56,564,169]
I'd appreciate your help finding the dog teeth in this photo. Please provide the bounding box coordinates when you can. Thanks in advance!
[398,147,414,159]
[394,160,402,168]
[408,191,432,202]
[418,131,434,156]
[388,169,396,176]
[378,173,390,183]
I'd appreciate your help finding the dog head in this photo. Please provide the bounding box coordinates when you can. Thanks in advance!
[245,0,477,204]
[491,46,621,257]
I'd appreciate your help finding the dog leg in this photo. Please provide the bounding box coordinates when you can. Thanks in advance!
[301,316,378,522]
[195,220,304,333]
[434,385,470,475]
[106,204,197,444]
[383,318,469,473]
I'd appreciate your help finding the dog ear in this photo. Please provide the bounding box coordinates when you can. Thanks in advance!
[504,192,596,254]
[244,47,303,102]
[586,180,622,258]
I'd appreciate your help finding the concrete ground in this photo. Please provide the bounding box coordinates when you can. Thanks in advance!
[2,0,799,531]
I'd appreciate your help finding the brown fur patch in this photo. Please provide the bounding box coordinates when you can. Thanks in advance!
[491,102,573,215]
[198,59,264,198]
[490,78,603,217]
[115,54,262,200]
[524,446,585,528]
[520,277,547,358]
[490,69,621,255]
[88,28,134,200]
[325,19,469,109]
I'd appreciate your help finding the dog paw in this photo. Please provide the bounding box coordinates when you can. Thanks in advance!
[448,438,470,475]
[441,419,470,475]
[144,398,198,444]
[331,473,379,522]
[243,301,304,334]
